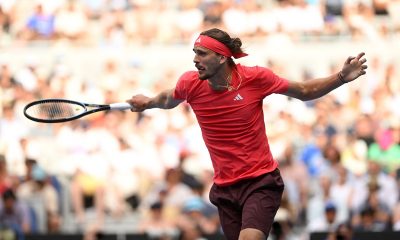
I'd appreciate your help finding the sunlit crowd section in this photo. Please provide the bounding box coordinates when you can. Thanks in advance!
[0,0,398,46]
[1,0,400,240]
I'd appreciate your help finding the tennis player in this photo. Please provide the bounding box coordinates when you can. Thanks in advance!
[127,28,368,240]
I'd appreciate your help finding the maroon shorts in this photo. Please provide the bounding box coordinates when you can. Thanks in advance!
[209,168,284,240]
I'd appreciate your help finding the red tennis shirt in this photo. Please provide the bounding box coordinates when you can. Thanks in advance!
[173,64,289,186]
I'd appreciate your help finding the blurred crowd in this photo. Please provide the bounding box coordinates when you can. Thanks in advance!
[1,0,400,240]
[0,0,399,47]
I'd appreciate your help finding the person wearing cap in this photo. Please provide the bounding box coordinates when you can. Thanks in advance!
[127,28,368,240]
[177,197,220,240]
[16,164,61,232]
[308,201,339,233]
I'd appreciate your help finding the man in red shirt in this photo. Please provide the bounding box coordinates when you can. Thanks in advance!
[127,28,367,240]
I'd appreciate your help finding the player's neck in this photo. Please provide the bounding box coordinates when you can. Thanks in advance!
[208,65,234,91]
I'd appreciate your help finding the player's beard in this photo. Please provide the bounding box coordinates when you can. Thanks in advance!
[197,63,222,80]
[198,70,208,80]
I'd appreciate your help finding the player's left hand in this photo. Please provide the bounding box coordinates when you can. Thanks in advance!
[340,52,368,83]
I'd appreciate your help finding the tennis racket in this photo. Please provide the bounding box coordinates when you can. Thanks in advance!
[23,98,133,123]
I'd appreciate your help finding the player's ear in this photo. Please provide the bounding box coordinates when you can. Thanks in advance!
[219,55,227,64]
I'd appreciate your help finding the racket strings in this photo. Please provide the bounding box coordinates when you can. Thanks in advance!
[27,101,85,120]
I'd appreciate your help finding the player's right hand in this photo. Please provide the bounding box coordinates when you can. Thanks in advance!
[126,94,150,112]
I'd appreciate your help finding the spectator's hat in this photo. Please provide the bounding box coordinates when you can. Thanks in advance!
[183,197,205,213]
[325,201,337,212]
[32,165,47,181]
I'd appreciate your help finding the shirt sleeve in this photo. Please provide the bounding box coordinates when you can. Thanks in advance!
[256,66,289,97]
[27,17,36,29]
[173,71,191,100]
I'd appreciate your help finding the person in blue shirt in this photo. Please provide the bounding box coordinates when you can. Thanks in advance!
[22,4,55,40]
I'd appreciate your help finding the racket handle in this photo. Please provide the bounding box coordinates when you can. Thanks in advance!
[109,102,132,110]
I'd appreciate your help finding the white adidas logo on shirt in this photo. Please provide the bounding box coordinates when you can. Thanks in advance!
[234,93,243,101]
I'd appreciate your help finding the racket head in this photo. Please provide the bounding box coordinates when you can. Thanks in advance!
[24,99,88,123]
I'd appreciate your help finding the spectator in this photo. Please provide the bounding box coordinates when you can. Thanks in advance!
[353,114,376,147]
[137,201,178,240]
[0,188,31,238]
[279,143,309,226]
[142,168,195,222]
[175,1,204,43]
[307,173,334,227]
[341,129,369,176]
[351,161,398,214]
[300,130,330,178]
[323,144,342,168]
[68,116,120,227]
[222,1,251,37]
[325,0,344,16]
[177,176,220,238]
[16,164,61,233]
[352,205,388,232]
[35,0,65,15]
[0,1,399,238]
[18,3,55,41]
[54,0,89,44]
[294,0,325,34]
[0,103,30,176]
[351,178,391,231]
[343,1,380,41]
[19,158,37,184]
[308,201,340,232]
[176,196,220,240]
[69,166,106,228]
[322,1,343,37]
[175,150,203,190]
[367,119,400,174]
[201,1,224,29]
[123,3,158,45]
[329,164,354,224]
[105,137,142,218]
[383,63,400,102]
[271,193,293,240]
[326,222,354,240]
[98,58,123,92]
[14,58,39,93]
[0,0,15,35]
[81,0,106,20]
[0,155,15,196]
[100,8,127,47]
[0,62,17,105]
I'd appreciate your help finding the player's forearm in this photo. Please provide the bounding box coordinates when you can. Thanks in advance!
[148,89,181,109]
[148,91,172,109]
[303,72,345,100]
[286,72,344,101]
[127,89,182,111]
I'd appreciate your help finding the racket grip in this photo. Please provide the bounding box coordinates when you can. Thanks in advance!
[109,102,132,110]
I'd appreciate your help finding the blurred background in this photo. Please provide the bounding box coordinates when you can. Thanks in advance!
[0,0,400,240]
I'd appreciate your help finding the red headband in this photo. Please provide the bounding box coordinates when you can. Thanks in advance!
[194,35,248,59]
